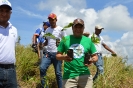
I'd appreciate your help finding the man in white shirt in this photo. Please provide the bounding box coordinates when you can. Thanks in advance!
[0,0,18,87]
[89,25,117,81]
[39,13,67,88]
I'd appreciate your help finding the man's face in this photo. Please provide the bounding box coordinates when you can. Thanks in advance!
[0,5,11,24]
[72,24,84,37]
[43,25,49,30]
[48,18,57,28]
[95,28,102,35]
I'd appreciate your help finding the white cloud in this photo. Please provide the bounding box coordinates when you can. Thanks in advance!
[105,0,133,7]
[16,7,44,19]
[48,3,133,64]
[110,32,133,64]
[36,0,86,11]
[96,5,133,31]
[17,0,133,64]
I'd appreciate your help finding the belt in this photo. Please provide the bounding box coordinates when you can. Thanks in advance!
[0,64,15,69]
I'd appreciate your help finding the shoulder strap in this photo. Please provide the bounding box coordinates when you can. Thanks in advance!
[39,29,42,35]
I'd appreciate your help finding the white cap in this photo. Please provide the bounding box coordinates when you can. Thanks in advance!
[0,0,12,10]
[95,25,104,29]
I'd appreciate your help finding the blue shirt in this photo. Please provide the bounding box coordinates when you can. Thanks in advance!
[35,28,46,43]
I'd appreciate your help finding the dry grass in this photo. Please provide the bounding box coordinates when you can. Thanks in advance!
[15,44,133,88]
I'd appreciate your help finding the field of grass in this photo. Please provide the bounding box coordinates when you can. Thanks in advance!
[15,44,133,88]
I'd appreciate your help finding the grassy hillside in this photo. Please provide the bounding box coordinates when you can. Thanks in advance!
[15,44,133,88]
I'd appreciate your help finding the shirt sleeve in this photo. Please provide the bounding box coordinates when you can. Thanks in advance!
[14,27,18,43]
[35,28,41,35]
[57,39,65,53]
[61,30,67,38]
[89,41,97,54]
[100,36,106,45]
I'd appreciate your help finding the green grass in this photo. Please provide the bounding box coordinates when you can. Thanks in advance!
[16,44,133,88]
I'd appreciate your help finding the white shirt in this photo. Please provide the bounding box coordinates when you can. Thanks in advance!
[45,26,67,52]
[0,22,18,64]
[89,34,105,53]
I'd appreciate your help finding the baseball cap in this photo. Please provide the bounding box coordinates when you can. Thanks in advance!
[0,0,12,10]
[48,13,57,19]
[95,25,104,29]
[73,18,84,27]
[43,21,50,27]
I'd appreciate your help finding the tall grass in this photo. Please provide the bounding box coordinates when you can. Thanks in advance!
[15,44,133,88]
[93,56,133,88]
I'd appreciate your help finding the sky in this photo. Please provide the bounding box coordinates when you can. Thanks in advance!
[8,0,133,64]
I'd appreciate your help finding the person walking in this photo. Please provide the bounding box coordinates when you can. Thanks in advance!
[32,21,50,59]
[0,0,18,88]
[39,13,67,88]
[90,25,117,81]
[56,18,98,88]
[32,22,50,59]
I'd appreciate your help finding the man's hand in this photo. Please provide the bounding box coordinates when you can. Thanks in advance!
[64,55,73,62]
[84,58,94,66]
[111,52,117,57]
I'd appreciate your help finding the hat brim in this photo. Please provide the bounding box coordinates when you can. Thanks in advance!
[97,28,104,30]
[0,5,12,10]
[73,23,84,27]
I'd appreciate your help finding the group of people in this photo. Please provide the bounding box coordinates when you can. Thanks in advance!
[0,0,117,88]
[32,15,117,88]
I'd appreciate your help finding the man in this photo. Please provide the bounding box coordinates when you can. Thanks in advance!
[40,13,67,88]
[90,25,117,81]
[0,0,18,88]
[83,32,90,37]
[56,18,98,88]
[32,22,50,59]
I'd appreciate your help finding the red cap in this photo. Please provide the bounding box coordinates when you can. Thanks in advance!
[48,13,57,19]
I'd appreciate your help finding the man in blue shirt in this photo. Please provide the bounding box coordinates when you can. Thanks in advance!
[32,22,50,59]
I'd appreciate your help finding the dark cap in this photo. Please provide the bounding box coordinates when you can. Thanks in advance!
[73,18,84,27]
[43,21,50,27]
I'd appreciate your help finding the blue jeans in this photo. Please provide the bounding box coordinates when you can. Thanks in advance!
[0,65,17,88]
[93,53,104,81]
[40,52,62,88]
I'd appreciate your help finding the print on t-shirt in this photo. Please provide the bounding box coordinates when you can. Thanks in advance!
[69,44,84,59]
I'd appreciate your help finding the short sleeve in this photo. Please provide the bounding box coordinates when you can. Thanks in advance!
[35,28,41,35]
[100,36,105,44]
[89,41,97,54]
[61,30,67,38]
[57,39,65,53]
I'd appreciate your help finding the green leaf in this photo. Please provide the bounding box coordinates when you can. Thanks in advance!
[91,33,100,44]
[111,54,117,57]
[61,22,73,31]
[43,33,56,39]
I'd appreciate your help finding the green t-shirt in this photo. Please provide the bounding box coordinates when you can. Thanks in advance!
[57,35,97,79]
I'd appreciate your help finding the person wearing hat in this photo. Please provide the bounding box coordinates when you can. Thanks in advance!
[0,0,18,88]
[56,18,98,88]
[83,32,90,37]
[89,25,117,81]
[32,21,50,59]
[39,13,67,88]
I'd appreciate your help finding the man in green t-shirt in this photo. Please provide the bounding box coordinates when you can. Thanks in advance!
[56,18,98,88]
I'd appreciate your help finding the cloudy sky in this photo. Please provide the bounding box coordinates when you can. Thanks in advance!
[9,0,133,64]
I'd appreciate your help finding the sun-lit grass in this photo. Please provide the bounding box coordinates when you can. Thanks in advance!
[15,44,133,88]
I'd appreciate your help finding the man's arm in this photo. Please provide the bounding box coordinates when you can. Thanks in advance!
[56,52,72,62]
[37,43,41,59]
[33,34,39,44]
[91,53,98,63]
[85,53,98,66]
[102,43,117,55]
